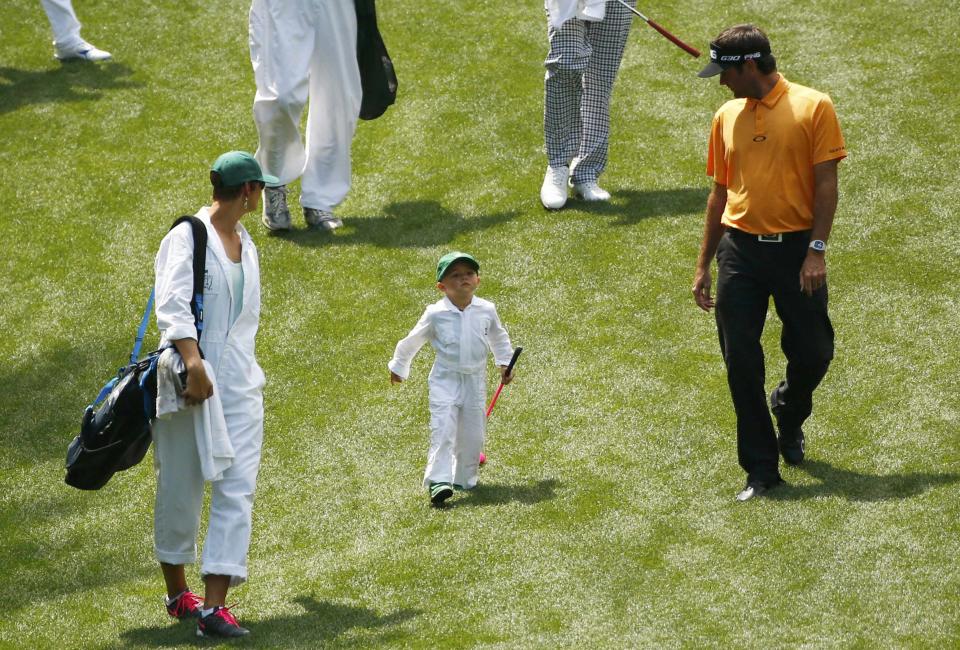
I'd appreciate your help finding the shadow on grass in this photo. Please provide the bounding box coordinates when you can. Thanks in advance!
[769,459,960,502]
[0,62,140,114]
[0,341,119,467]
[0,489,156,615]
[116,596,420,648]
[448,478,560,509]
[0,338,162,615]
[570,187,709,224]
[265,200,519,248]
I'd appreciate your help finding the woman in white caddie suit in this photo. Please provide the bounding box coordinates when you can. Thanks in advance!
[152,151,275,639]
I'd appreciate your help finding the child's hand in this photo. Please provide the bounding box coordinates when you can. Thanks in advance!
[499,365,514,385]
[390,371,403,384]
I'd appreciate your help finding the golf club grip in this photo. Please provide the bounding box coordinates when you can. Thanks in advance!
[646,19,701,58]
[506,347,523,374]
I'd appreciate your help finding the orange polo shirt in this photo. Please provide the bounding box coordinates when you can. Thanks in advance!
[706,75,847,234]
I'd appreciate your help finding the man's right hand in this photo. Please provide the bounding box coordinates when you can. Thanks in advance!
[692,267,715,312]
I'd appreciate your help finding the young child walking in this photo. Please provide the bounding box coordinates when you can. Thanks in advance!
[389,252,516,506]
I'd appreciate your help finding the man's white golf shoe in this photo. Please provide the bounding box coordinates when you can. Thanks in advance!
[573,180,611,202]
[540,165,569,210]
[55,40,112,62]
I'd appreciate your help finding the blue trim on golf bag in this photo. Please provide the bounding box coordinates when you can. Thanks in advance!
[131,289,155,365]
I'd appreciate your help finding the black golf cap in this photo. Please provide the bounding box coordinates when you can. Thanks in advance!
[697,41,771,78]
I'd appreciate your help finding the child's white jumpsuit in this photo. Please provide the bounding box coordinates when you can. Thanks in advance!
[389,296,513,489]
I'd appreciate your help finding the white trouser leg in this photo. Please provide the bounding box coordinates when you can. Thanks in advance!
[300,0,361,211]
[153,413,205,566]
[200,390,263,587]
[40,0,83,50]
[452,373,485,489]
[424,402,458,486]
[424,370,486,488]
[250,0,314,186]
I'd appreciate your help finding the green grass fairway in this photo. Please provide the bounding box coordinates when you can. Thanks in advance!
[2,0,958,647]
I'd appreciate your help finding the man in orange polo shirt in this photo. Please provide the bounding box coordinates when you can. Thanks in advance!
[691,24,846,501]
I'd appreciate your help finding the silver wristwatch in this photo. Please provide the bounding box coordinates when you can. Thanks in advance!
[809,239,826,253]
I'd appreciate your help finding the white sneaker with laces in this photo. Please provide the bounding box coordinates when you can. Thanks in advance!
[304,207,343,231]
[54,40,112,62]
[573,181,611,202]
[262,185,291,231]
[540,165,569,210]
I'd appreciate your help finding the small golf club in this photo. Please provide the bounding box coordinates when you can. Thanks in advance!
[480,347,523,465]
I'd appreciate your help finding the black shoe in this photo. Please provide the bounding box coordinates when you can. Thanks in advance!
[770,388,805,465]
[736,477,783,502]
[778,428,805,465]
[196,605,250,638]
[429,482,454,506]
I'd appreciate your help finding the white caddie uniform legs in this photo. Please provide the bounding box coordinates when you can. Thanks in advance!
[154,412,206,566]
[153,392,264,586]
[452,387,485,489]
[40,0,83,51]
[250,0,313,187]
[301,0,361,212]
[424,369,486,490]
[201,388,264,587]
[250,0,361,212]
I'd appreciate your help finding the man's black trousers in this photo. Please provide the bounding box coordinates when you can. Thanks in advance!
[714,228,834,483]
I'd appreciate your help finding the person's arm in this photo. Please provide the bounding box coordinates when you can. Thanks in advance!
[173,337,213,405]
[485,306,514,385]
[155,224,211,405]
[388,309,432,383]
[799,159,839,295]
[692,182,728,312]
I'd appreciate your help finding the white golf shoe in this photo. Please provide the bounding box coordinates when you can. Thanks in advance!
[540,165,569,210]
[54,40,112,62]
[572,181,611,202]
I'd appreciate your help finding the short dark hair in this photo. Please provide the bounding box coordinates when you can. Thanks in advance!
[210,171,263,201]
[713,24,777,74]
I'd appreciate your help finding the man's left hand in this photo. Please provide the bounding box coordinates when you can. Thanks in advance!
[800,251,826,296]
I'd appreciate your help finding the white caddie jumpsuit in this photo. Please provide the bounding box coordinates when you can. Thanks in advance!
[389,296,513,490]
[249,0,362,212]
[152,208,266,586]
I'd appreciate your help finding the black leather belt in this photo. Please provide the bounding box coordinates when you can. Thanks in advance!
[726,227,810,243]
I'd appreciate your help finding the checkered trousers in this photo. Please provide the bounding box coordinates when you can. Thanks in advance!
[543,0,635,184]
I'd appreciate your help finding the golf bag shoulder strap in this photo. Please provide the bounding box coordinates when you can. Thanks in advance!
[114,214,207,402]
[168,215,207,342]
